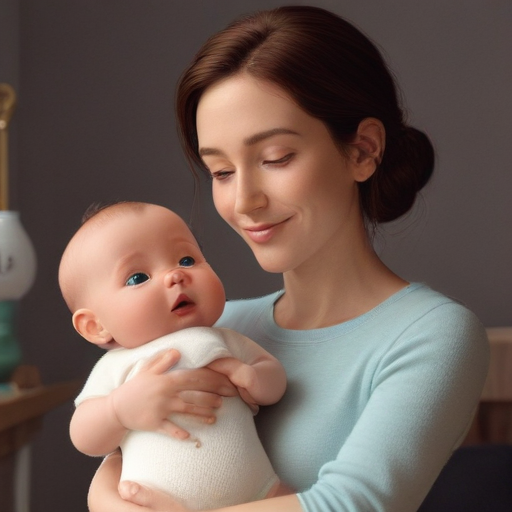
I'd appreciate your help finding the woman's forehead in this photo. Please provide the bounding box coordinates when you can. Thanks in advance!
[197,76,304,141]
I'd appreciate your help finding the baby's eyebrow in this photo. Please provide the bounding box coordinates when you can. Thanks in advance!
[114,252,144,275]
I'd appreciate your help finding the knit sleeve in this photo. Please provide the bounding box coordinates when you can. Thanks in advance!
[297,302,489,512]
[74,351,122,406]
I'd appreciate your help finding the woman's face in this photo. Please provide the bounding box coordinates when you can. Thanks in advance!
[196,74,364,275]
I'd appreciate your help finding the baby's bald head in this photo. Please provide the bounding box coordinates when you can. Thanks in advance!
[58,202,149,312]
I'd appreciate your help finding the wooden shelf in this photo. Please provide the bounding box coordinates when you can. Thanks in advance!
[0,367,82,512]
[481,327,512,401]
[0,367,82,458]
[0,380,82,432]
[464,328,512,445]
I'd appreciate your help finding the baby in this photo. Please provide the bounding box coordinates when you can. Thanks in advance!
[59,201,288,510]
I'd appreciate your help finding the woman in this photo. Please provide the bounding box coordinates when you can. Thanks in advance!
[88,6,488,511]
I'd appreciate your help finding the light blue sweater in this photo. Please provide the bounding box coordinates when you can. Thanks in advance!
[216,283,489,512]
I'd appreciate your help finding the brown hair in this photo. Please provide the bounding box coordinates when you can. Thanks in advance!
[176,5,434,224]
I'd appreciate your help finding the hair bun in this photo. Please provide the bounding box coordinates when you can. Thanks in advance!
[360,125,435,223]
[399,126,435,191]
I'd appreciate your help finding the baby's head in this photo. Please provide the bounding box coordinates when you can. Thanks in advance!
[59,202,226,349]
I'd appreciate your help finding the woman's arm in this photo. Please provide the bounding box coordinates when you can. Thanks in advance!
[123,483,302,512]
[297,303,490,511]
[89,453,303,512]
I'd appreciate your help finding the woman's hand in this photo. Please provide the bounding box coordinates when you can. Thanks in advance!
[119,481,190,511]
[88,451,145,512]
[89,451,191,511]
[110,349,238,440]
[89,451,301,512]
[87,350,241,512]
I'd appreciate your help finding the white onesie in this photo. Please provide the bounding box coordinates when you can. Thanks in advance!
[75,326,279,510]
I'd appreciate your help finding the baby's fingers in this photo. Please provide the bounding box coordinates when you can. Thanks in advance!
[178,390,223,409]
[142,349,181,374]
[157,419,190,440]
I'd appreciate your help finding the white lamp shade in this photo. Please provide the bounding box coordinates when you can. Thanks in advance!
[0,211,37,300]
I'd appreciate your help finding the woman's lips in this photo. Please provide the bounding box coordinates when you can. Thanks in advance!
[243,219,290,243]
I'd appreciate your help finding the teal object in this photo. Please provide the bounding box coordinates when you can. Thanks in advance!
[0,301,22,382]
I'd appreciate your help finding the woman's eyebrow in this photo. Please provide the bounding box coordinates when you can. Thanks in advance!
[243,128,299,146]
[199,128,299,157]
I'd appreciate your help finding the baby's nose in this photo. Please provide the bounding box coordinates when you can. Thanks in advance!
[164,269,185,287]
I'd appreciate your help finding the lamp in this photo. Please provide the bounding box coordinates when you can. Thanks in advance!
[0,84,37,382]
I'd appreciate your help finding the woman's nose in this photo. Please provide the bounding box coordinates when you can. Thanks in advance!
[234,171,267,215]
[164,269,186,287]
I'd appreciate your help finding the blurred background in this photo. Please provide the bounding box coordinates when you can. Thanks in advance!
[1,0,511,510]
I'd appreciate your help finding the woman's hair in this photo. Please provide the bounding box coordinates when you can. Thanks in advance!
[176,5,434,224]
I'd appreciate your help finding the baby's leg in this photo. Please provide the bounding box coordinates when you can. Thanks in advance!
[265,480,295,498]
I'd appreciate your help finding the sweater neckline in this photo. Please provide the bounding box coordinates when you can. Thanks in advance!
[261,282,424,343]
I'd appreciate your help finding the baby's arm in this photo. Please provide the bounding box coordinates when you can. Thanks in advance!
[71,349,205,456]
[70,396,127,456]
[207,329,286,406]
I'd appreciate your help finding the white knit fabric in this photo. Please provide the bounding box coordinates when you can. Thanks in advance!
[75,327,279,509]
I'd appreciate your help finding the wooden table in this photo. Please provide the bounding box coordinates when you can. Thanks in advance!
[464,327,512,445]
[0,366,82,512]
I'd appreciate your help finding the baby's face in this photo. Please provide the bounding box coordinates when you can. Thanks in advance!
[79,205,225,348]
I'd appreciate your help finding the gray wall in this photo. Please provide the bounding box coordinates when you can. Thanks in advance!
[1,0,511,510]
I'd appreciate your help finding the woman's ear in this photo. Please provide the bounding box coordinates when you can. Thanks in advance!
[72,308,113,345]
[348,118,386,182]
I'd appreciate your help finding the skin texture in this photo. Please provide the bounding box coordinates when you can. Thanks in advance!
[64,204,286,490]
[62,205,226,348]
[88,76,408,511]
[198,75,405,331]
[64,205,233,452]
[198,75,370,277]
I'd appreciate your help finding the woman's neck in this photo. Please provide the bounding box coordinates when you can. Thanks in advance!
[274,233,408,331]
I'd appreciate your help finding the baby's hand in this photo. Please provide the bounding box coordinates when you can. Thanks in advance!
[207,357,255,388]
[207,358,259,413]
[110,349,193,440]
[111,349,235,439]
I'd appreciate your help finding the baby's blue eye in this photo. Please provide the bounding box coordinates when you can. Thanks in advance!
[126,273,150,286]
[179,256,195,267]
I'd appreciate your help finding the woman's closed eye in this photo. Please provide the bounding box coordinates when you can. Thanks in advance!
[125,272,150,286]
[210,169,234,181]
[262,153,294,166]
[210,153,294,179]
[179,256,195,267]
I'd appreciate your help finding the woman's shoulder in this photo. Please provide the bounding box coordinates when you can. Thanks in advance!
[386,283,489,358]
[356,283,488,367]
[373,284,489,400]
[391,283,483,325]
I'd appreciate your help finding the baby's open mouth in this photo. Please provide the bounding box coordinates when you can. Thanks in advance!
[172,294,194,312]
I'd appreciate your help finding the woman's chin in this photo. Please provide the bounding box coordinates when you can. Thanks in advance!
[253,254,293,275]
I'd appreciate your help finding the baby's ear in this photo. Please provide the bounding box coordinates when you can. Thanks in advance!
[72,309,113,345]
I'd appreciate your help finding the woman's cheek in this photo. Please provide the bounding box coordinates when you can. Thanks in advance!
[212,186,234,225]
